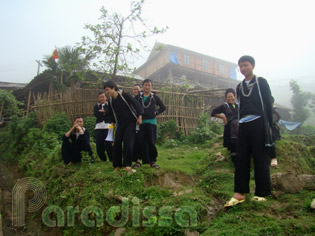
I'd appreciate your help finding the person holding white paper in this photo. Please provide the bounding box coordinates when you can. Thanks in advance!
[94,92,114,162]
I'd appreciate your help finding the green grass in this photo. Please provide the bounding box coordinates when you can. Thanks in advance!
[1,129,315,235]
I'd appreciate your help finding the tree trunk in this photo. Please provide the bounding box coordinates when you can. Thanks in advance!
[112,23,123,77]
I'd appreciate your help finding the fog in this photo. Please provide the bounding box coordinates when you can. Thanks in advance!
[1,0,315,117]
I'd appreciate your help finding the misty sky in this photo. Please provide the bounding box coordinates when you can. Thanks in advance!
[1,0,315,108]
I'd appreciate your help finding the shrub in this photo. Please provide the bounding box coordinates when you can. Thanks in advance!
[0,89,23,120]
[82,116,96,141]
[299,125,315,136]
[186,113,218,144]
[43,112,71,138]
[157,120,183,144]
[0,112,38,161]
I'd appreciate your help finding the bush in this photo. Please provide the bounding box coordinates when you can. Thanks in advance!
[299,125,315,136]
[157,120,183,144]
[186,113,218,144]
[0,112,38,161]
[43,112,71,138]
[82,116,96,141]
[0,89,23,120]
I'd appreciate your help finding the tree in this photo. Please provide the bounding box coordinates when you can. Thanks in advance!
[42,46,91,87]
[290,80,313,124]
[0,89,22,121]
[79,0,167,78]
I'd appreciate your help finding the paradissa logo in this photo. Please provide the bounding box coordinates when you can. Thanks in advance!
[42,197,197,228]
[12,178,197,228]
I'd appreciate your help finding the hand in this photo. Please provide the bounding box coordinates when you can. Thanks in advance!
[137,116,142,125]
[223,116,228,125]
[76,125,83,133]
[99,110,105,113]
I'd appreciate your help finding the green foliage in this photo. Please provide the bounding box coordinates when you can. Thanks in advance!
[43,112,71,138]
[0,89,23,119]
[157,120,183,144]
[80,0,167,77]
[42,46,91,88]
[186,113,221,144]
[82,116,96,141]
[1,109,315,235]
[299,124,315,136]
[290,80,313,125]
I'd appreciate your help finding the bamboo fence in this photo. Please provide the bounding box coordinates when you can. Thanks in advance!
[28,84,224,135]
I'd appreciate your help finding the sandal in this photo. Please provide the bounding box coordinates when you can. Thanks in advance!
[224,197,246,208]
[271,158,278,167]
[113,167,120,172]
[251,196,267,202]
[132,161,142,169]
[122,167,132,171]
[150,162,160,169]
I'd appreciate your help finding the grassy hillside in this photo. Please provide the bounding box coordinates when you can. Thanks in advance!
[0,114,314,235]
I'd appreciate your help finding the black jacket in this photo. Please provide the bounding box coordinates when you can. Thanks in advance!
[62,127,92,154]
[211,103,238,149]
[135,92,166,120]
[93,103,113,124]
[107,90,143,125]
[236,76,273,127]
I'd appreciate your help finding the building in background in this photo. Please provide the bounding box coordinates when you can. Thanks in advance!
[135,42,239,89]
[0,81,26,91]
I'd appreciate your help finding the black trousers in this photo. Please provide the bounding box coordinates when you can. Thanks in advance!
[133,133,150,163]
[234,117,271,197]
[268,143,276,159]
[62,139,93,165]
[138,123,157,164]
[113,122,136,168]
[95,129,113,161]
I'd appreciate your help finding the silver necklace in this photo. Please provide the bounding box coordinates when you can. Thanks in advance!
[142,93,153,108]
[241,79,257,97]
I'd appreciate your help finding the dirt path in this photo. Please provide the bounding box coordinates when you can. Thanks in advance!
[0,161,61,236]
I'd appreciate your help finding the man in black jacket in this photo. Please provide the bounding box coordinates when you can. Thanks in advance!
[94,92,114,162]
[104,80,143,172]
[61,116,95,165]
[225,55,273,207]
[134,79,166,169]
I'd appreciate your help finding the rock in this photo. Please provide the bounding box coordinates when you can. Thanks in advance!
[127,169,137,176]
[271,172,303,193]
[173,189,193,197]
[271,191,284,199]
[215,152,226,162]
[114,228,126,236]
[271,172,315,193]
[185,228,199,236]
[298,174,315,190]
[311,199,315,210]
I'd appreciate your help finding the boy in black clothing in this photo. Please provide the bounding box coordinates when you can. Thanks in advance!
[94,92,114,162]
[225,55,273,207]
[62,116,95,166]
[104,81,143,172]
[134,79,166,169]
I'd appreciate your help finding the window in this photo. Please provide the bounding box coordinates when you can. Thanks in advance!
[184,55,190,65]
[202,59,208,70]
[219,64,225,74]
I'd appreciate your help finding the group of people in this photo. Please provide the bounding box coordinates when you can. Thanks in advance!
[61,55,279,207]
[211,55,280,207]
[61,79,166,172]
